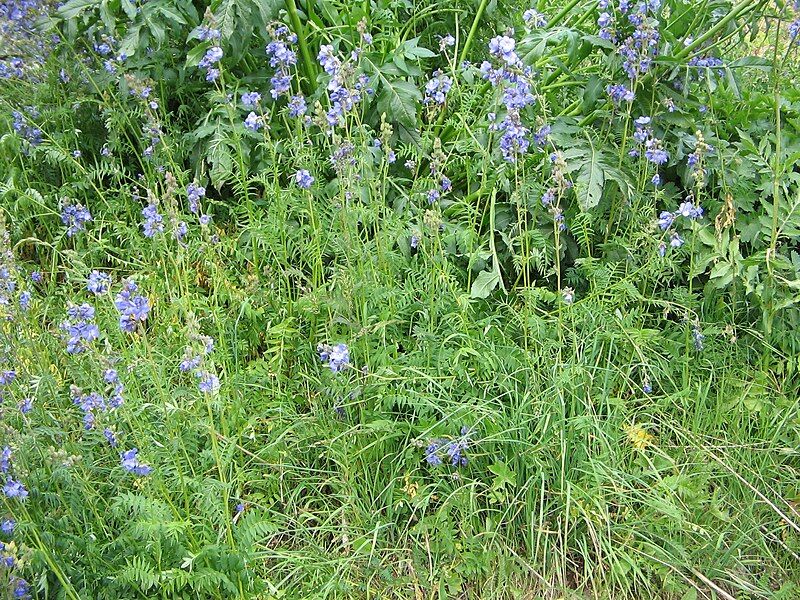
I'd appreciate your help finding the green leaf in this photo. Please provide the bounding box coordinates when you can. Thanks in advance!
[470,269,500,299]
[376,78,420,129]
[57,0,98,20]
[575,137,604,211]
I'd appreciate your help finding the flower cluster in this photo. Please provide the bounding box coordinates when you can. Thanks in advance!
[120,448,152,476]
[598,0,662,83]
[11,108,42,146]
[87,270,111,295]
[114,279,150,333]
[60,303,100,354]
[317,43,372,130]
[187,182,205,214]
[199,46,223,82]
[686,130,713,183]
[0,445,29,595]
[266,24,298,99]
[142,201,165,238]
[606,83,634,104]
[70,380,123,431]
[425,427,471,467]
[294,169,314,189]
[317,343,350,373]
[424,69,452,105]
[631,116,669,166]
[179,334,219,394]
[656,195,702,255]
[481,35,538,162]
[1,447,27,500]
[61,201,92,237]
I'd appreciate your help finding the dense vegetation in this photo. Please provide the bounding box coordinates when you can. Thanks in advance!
[1,0,800,597]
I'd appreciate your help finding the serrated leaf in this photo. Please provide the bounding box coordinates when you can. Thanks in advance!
[575,137,604,211]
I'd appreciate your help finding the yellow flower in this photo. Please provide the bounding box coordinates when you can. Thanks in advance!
[624,423,654,450]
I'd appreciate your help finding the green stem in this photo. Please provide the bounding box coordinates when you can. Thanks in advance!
[286,0,318,94]
[674,0,766,61]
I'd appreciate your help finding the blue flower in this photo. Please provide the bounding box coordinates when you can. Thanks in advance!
[61,202,92,237]
[1,446,11,472]
[244,111,261,132]
[87,270,111,294]
[288,94,307,117]
[241,91,261,108]
[294,169,314,189]
[19,398,32,414]
[523,9,547,27]
[607,84,634,103]
[121,448,152,476]
[103,428,118,447]
[180,354,202,372]
[197,371,220,393]
[61,303,100,354]
[142,203,164,237]
[115,280,150,332]
[488,35,519,66]
[18,291,30,311]
[317,343,350,373]
[657,211,674,230]
[1,519,15,535]
[187,183,205,214]
[12,577,29,599]
[3,478,28,499]
[423,69,452,105]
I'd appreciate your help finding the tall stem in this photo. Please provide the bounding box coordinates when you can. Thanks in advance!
[286,0,317,95]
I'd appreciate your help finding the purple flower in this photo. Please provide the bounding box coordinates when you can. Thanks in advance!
[61,303,100,354]
[30,271,42,283]
[121,448,152,476]
[180,354,202,372]
[1,447,11,472]
[199,214,212,227]
[244,111,261,132]
[19,398,32,414]
[187,183,205,214]
[103,428,118,447]
[488,35,519,66]
[294,169,314,189]
[115,280,150,332]
[3,478,28,499]
[607,84,635,103]
[657,211,674,230]
[142,203,164,237]
[197,371,220,393]
[317,343,350,373]
[288,94,307,117]
[423,69,452,105]
[12,577,30,599]
[61,203,92,237]
[1,519,15,535]
[87,270,111,294]
[199,46,223,70]
[523,9,547,27]
[670,232,684,248]
[19,291,30,311]
[241,91,261,108]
